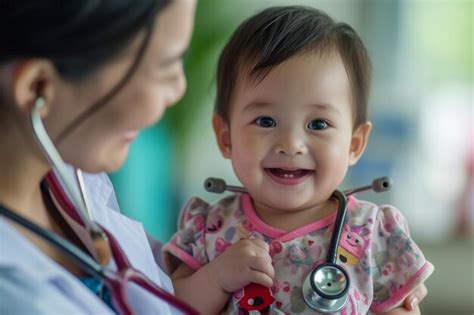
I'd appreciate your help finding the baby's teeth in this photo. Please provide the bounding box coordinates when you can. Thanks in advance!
[283,173,294,178]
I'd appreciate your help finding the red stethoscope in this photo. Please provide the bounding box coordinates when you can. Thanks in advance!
[0,97,199,315]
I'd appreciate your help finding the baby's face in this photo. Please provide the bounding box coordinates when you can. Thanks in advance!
[216,52,367,213]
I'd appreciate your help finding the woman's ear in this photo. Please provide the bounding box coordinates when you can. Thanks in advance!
[349,121,372,166]
[212,114,232,158]
[12,59,56,117]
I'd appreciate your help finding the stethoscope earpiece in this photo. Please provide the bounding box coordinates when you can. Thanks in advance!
[204,177,226,193]
[372,176,393,192]
[204,177,247,194]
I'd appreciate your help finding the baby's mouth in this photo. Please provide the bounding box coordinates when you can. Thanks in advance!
[266,168,312,178]
[265,168,313,185]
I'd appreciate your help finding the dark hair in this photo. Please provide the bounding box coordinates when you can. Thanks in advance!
[215,6,372,128]
[0,0,169,141]
[0,0,168,78]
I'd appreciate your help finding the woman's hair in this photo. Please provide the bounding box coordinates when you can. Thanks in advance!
[0,0,168,78]
[0,0,169,140]
[215,6,372,129]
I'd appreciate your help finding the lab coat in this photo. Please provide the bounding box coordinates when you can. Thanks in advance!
[0,170,179,315]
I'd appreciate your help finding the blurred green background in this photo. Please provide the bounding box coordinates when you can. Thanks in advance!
[109,1,473,314]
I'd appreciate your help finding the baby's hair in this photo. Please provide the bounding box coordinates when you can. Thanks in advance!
[215,6,372,129]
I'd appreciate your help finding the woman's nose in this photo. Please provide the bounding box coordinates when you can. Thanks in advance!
[164,65,187,108]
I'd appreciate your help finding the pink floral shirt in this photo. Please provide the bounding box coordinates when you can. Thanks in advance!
[163,193,434,314]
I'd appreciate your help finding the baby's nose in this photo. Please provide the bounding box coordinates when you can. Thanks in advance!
[274,138,307,156]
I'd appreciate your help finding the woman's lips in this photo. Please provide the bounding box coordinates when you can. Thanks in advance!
[265,168,313,186]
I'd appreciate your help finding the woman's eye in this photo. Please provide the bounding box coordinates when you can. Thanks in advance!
[307,119,328,130]
[255,116,276,128]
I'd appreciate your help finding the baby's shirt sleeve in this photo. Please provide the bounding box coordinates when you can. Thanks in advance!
[162,197,210,273]
[369,206,434,313]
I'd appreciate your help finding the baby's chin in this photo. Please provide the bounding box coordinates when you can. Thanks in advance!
[252,193,319,213]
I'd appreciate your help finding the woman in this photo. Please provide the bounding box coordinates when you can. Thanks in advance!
[0,1,426,314]
[0,1,196,314]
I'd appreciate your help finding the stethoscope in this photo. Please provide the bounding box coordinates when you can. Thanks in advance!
[204,176,393,313]
[0,97,199,314]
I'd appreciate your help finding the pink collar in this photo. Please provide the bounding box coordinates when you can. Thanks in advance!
[240,193,357,242]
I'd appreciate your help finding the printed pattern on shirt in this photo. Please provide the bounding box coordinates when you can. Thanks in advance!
[163,194,434,314]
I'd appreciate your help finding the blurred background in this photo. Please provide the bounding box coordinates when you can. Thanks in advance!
[109,0,473,314]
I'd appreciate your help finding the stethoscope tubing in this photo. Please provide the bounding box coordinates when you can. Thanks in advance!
[0,204,105,279]
[326,190,347,264]
[30,97,98,234]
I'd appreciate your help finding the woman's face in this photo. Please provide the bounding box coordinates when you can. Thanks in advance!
[45,0,196,172]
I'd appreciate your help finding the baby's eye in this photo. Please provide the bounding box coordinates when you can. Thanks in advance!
[307,119,328,130]
[255,116,276,128]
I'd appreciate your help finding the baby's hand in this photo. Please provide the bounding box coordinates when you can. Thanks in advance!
[207,238,274,293]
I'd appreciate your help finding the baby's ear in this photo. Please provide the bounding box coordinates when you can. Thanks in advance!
[212,115,232,158]
[349,121,372,166]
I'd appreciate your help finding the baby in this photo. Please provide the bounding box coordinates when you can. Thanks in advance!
[163,6,433,314]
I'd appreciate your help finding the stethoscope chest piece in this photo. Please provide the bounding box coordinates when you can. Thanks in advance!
[302,263,350,313]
